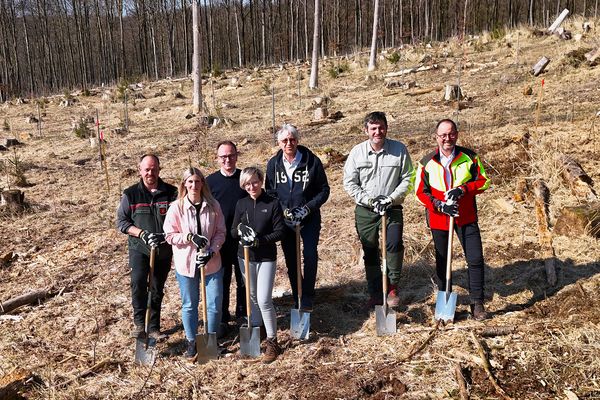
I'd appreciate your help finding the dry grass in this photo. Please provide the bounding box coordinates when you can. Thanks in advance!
[1,22,600,399]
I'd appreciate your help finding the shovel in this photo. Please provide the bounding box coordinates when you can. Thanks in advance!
[434,215,458,323]
[196,253,219,364]
[135,246,158,365]
[375,212,397,336]
[239,245,261,357]
[290,225,310,340]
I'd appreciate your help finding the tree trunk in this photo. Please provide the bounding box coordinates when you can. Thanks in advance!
[367,0,379,71]
[308,0,320,89]
[192,0,203,113]
[235,2,243,67]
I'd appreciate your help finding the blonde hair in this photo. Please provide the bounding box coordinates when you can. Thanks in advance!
[177,167,218,212]
[239,166,264,189]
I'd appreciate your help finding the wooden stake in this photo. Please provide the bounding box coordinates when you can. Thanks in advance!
[535,79,545,127]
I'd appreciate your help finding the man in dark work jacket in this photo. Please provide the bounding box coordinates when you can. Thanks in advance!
[116,154,177,339]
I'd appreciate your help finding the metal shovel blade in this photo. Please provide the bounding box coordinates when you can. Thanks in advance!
[196,332,219,364]
[134,336,157,366]
[375,305,397,336]
[239,326,261,358]
[290,308,310,340]
[434,290,458,323]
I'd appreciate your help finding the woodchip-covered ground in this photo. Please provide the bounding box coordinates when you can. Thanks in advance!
[1,20,599,399]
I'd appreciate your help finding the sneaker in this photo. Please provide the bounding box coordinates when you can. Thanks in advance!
[470,303,489,321]
[387,285,400,307]
[184,340,197,358]
[130,324,144,338]
[262,338,281,364]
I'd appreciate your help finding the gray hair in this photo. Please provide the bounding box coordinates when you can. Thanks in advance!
[276,123,300,142]
[239,166,264,189]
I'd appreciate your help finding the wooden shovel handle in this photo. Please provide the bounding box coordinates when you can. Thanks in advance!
[381,213,388,314]
[445,216,455,293]
[243,246,252,322]
[295,225,302,308]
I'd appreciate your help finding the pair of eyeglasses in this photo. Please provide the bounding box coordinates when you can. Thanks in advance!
[280,138,297,144]
[218,154,236,160]
[244,180,261,187]
[435,132,458,139]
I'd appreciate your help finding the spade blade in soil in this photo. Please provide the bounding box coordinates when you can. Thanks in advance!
[290,308,310,340]
[134,336,157,366]
[196,332,219,364]
[434,290,457,323]
[375,305,397,336]
[239,325,261,358]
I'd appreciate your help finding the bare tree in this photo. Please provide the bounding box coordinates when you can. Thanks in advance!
[367,0,379,71]
[192,0,203,113]
[308,0,319,89]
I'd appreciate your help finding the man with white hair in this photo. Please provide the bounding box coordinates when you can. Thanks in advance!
[266,124,330,312]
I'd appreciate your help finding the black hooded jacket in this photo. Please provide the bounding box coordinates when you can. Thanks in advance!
[265,145,330,217]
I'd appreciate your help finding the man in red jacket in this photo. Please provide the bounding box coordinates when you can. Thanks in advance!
[415,119,490,320]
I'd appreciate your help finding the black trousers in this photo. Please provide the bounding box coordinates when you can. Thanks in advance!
[220,238,246,321]
[129,249,171,331]
[431,222,485,303]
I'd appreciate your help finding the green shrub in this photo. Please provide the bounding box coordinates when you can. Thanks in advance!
[386,52,401,64]
[73,119,92,139]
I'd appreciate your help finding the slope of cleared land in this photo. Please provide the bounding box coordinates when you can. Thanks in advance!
[1,21,599,399]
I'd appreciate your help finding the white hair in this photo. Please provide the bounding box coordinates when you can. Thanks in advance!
[276,123,300,142]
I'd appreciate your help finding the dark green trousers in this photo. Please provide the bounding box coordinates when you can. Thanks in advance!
[355,205,405,298]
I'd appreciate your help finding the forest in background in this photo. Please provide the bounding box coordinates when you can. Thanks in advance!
[0,0,598,99]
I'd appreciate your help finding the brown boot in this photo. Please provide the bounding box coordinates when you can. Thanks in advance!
[262,338,281,364]
[471,303,489,321]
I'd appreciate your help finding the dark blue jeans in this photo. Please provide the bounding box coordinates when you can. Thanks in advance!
[281,214,321,309]
[129,249,171,331]
[431,222,485,303]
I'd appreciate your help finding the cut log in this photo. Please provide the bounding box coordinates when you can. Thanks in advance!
[533,180,557,286]
[547,8,570,33]
[384,80,416,90]
[555,153,597,200]
[554,205,600,238]
[383,64,438,78]
[0,288,55,314]
[1,189,25,213]
[405,85,444,96]
[532,56,551,76]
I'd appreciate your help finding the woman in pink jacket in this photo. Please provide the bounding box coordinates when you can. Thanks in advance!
[163,167,226,358]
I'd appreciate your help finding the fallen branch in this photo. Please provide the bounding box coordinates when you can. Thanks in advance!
[0,288,58,314]
[469,331,512,400]
[397,326,438,363]
[54,357,116,389]
[454,363,469,400]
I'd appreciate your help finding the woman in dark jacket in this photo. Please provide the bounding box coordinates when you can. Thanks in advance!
[231,166,285,363]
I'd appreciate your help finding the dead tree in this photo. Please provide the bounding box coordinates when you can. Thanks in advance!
[309,0,320,89]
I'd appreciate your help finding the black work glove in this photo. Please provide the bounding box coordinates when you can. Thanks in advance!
[437,201,459,217]
[444,186,466,202]
[371,195,393,215]
[237,223,258,247]
[195,250,214,268]
[139,231,165,248]
[187,233,209,250]
[284,206,310,226]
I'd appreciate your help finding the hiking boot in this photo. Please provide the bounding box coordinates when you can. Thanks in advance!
[130,324,144,338]
[184,340,197,359]
[387,285,400,307]
[470,303,489,321]
[262,338,281,364]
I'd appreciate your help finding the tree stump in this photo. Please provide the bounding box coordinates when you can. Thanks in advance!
[443,85,463,101]
[532,56,550,76]
[554,205,600,238]
[314,107,328,121]
[0,368,37,400]
[1,189,25,213]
